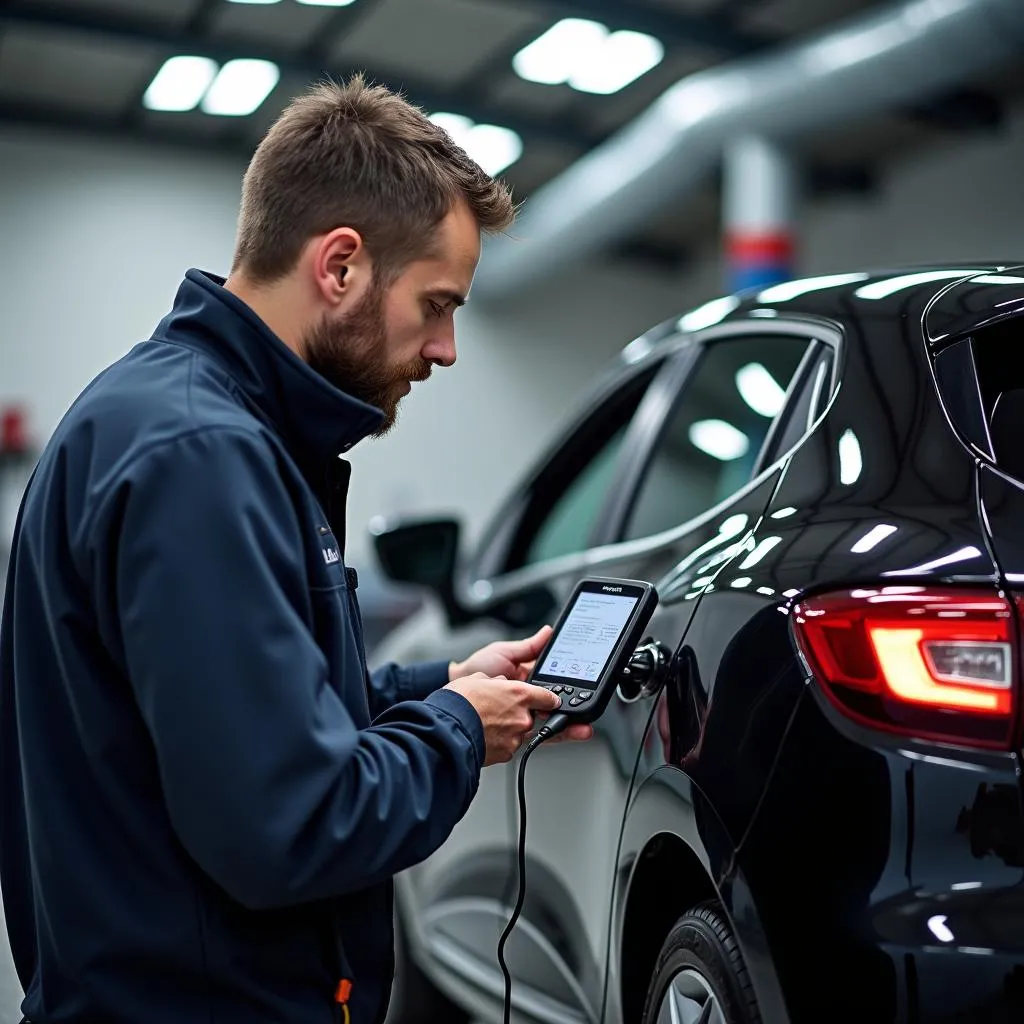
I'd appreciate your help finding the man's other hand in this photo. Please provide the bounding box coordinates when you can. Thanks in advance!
[449,626,553,683]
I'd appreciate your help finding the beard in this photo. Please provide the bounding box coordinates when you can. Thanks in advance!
[303,280,432,438]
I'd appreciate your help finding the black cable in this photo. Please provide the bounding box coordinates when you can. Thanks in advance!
[497,713,568,1024]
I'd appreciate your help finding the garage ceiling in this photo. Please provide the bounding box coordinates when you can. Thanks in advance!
[0,0,1020,269]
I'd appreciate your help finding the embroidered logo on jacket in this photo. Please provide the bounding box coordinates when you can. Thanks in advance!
[323,547,341,566]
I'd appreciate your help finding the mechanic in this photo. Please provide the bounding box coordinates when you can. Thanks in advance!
[0,75,592,1024]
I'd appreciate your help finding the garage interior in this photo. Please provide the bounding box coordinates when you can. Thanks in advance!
[1,1,1024,1022]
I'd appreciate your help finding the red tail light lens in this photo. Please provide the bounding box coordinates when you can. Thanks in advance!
[792,588,1017,748]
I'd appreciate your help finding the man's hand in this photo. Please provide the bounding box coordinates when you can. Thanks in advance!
[450,626,553,683]
[445,674,590,765]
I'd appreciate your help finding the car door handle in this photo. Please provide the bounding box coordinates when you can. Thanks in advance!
[616,638,672,703]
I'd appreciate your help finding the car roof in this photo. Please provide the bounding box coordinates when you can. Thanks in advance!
[618,262,1024,368]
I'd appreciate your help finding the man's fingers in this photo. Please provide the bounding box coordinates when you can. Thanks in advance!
[514,659,536,682]
[505,625,553,663]
[522,683,562,711]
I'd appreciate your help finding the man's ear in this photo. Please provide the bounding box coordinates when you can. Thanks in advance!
[313,227,372,307]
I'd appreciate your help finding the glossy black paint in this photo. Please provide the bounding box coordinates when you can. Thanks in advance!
[378,264,1024,1024]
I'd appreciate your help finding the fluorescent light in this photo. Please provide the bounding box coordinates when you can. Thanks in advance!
[771,506,798,519]
[464,124,523,176]
[678,295,739,332]
[757,586,776,596]
[143,56,218,112]
[429,113,522,175]
[569,30,663,95]
[514,19,607,85]
[854,270,970,300]
[512,18,662,94]
[227,0,280,4]
[201,59,279,117]
[973,274,1024,285]
[736,362,786,417]
[882,546,982,577]
[838,429,862,485]
[731,577,752,589]
[297,0,358,4]
[719,513,748,537]
[739,535,783,569]
[757,273,869,303]
[951,881,982,890]
[851,524,897,554]
[927,915,954,943]
[689,420,749,461]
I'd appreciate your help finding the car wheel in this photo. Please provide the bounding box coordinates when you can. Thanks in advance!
[642,902,761,1024]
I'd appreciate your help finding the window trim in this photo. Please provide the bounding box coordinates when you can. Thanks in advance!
[602,318,841,546]
[751,340,832,477]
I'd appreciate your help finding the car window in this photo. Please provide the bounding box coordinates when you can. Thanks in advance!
[489,361,663,574]
[755,344,834,472]
[622,336,814,542]
[942,315,1024,474]
[524,423,628,565]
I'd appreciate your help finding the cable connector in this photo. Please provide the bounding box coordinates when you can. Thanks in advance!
[536,712,568,741]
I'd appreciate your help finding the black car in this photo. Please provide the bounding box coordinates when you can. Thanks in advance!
[371,264,1024,1024]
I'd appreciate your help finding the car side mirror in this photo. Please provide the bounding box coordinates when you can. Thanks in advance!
[370,516,470,626]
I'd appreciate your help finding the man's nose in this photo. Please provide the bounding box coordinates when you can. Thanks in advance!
[423,329,456,368]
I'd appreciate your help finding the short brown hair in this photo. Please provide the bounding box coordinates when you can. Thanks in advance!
[232,74,516,284]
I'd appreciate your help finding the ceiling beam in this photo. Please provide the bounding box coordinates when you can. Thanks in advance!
[0,97,256,158]
[0,1,601,151]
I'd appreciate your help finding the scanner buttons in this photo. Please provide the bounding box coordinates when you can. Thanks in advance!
[547,685,593,707]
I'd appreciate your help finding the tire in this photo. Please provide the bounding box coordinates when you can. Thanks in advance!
[642,902,761,1024]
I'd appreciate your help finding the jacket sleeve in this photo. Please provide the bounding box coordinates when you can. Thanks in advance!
[100,427,485,911]
[368,660,451,716]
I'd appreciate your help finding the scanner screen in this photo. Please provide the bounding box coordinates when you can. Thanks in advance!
[538,591,639,683]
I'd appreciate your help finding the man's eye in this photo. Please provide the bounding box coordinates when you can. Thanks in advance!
[429,302,446,318]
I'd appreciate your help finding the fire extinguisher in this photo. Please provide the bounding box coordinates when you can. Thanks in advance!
[1,406,32,464]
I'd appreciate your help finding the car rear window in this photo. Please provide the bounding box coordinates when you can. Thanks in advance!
[942,315,1024,478]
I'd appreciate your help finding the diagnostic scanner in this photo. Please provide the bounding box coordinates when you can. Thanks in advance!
[527,577,658,732]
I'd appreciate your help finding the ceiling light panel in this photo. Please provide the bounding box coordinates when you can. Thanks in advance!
[200,58,280,116]
[430,113,523,176]
[143,55,219,112]
[513,17,663,94]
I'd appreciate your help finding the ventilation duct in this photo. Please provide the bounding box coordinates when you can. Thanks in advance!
[473,0,1024,300]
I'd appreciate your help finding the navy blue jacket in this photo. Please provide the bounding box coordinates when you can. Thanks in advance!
[0,270,486,1023]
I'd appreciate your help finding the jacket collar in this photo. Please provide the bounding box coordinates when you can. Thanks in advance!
[152,269,385,469]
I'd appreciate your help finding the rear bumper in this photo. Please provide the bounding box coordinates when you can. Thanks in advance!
[872,885,1024,1023]
[740,684,1024,1023]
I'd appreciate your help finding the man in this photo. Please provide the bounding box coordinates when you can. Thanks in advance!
[0,76,591,1024]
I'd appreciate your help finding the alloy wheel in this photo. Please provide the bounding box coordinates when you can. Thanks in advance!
[655,967,727,1024]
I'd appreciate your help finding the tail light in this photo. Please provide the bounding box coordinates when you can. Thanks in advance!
[792,588,1018,749]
